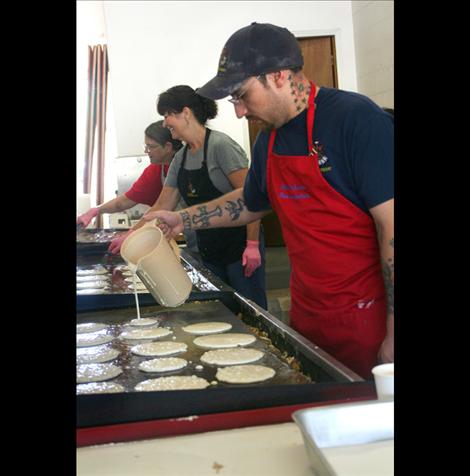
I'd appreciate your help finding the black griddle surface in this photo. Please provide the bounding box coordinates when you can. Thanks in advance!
[77,300,309,394]
[77,301,376,427]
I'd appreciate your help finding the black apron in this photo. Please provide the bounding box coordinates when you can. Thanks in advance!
[177,128,246,265]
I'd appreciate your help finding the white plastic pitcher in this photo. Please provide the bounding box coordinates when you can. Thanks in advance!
[120,221,192,307]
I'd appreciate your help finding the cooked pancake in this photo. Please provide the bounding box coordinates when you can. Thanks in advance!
[215,365,275,384]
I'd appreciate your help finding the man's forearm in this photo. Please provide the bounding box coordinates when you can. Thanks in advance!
[370,199,394,362]
[378,231,394,361]
[370,200,394,320]
[379,233,394,319]
[179,188,267,233]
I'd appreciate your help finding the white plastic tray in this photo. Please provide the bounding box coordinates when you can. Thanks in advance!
[292,400,394,475]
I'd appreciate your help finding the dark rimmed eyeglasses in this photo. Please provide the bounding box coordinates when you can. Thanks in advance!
[228,75,262,105]
[143,143,161,152]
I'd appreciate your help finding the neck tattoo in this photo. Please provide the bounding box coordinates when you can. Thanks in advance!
[288,75,311,112]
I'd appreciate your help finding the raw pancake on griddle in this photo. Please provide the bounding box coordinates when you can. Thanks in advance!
[182,321,232,335]
[193,333,256,349]
[216,364,275,384]
[77,288,107,295]
[77,363,123,383]
[200,348,264,365]
[119,328,173,340]
[76,280,109,289]
[77,332,114,347]
[76,381,125,394]
[128,317,158,326]
[135,375,211,391]
[76,322,107,334]
[138,357,188,372]
[76,345,120,364]
[76,265,108,276]
[131,341,188,357]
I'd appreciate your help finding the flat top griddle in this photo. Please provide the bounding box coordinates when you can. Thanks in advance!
[77,301,373,428]
[77,247,371,428]
[77,228,122,244]
[76,254,221,296]
[77,300,310,393]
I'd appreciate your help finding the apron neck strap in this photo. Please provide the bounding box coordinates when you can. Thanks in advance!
[306,82,317,152]
[268,82,317,154]
[203,127,211,162]
[182,128,211,166]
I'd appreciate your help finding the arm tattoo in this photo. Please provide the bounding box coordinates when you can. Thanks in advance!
[381,237,394,314]
[180,211,192,232]
[224,198,245,221]
[191,205,222,228]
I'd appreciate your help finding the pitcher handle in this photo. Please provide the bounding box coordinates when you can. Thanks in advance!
[142,219,180,258]
[141,218,160,229]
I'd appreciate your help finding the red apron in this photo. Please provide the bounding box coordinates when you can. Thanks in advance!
[266,83,386,379]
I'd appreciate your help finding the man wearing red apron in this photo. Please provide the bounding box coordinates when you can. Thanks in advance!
[146,23,394,379]
[264,84,388,379]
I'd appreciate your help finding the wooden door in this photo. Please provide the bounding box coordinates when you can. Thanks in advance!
[250,36,338,246]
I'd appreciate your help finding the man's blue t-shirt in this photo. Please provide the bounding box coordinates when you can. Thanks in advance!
[243,87,394,215]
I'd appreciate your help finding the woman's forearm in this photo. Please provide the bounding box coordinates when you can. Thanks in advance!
[246,219,261,241]
[129,187,181,232]
[97,195,136,214]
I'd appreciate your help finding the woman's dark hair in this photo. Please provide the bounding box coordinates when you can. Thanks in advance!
[145,120,183,152]
[157,85,217,125]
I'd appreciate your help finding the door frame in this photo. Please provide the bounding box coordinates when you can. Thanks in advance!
[294,28,343,86]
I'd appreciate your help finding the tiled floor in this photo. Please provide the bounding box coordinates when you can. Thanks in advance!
[264,246,291,324]
[266,287,291,324]
[265,246,291,290]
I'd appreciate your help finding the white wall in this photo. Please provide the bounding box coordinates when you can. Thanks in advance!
[351,1,394,108]
[102,1,359,159]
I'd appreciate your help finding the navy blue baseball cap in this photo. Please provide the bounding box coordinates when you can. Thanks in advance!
[197,22,304,100]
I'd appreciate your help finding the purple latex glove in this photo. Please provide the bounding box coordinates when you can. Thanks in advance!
[77,207,99,228]
[242,240,261,277]
[108,229,133,255]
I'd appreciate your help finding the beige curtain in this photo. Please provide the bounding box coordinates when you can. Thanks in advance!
[83,44,109,229]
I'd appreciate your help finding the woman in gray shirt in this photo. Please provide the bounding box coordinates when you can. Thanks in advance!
[147,85,267,309]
